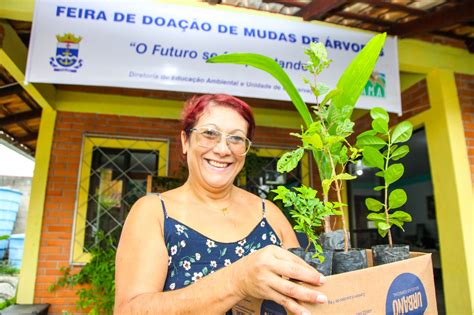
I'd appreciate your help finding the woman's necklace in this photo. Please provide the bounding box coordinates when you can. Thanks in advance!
[195,197,232,215]
[220,206,229,215]
[189,185,233,215]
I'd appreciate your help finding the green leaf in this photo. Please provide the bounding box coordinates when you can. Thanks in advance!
[370,107,389,122]
[277,148,304,173]
[294,185,317,199]
[339,145,349,164]
[317,151,333,181]
[376,221,391,238]
[328,33,387,122]
[302,133,323,149]
[378,222,391,230]
[320,88,342,108]
[374,185,384,191]
[357,129,377,138]
[367,212,386,222]
[391,121,413,144]
[375,171,384,177]
[389,218,405,231]
[335,173,357,181]
[362,146,385,170]
[356,135,386,150]
[389,189,407,209]
[391,145,410,161]
[309,42,328,62]
[372,118,388,134]
[390,210,412,222]
[336,119,355,137]
[322,179,332,197]
[316,82,330,96]
[385,163,404,185]
[326,136,345,146]
[377,224,389,238]
[305,42,332,76]
[365,198,384,212]
[207,53,313,128]
[332,202,347,208]
[271,186,290,202]
[349,147,362,160]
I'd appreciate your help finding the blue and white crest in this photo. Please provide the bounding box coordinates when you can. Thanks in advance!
[50,33,84,72]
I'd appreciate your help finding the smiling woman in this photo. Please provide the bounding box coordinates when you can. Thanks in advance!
[114,94,328,315]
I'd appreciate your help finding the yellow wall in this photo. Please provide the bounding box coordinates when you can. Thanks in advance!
[424,70,473,313]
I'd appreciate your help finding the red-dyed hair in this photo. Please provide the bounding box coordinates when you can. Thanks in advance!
[182,94,255,140]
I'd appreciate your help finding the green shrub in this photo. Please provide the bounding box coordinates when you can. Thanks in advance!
[49,233,116,315]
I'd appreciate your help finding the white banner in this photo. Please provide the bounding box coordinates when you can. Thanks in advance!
[26,0,401,113]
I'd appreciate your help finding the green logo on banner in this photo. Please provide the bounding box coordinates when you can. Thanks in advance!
[363,72,385,98]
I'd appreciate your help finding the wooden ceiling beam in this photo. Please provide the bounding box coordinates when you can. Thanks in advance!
[335,11,395,27]
[0,110,41,125]
[0,82,22,97]
[262,0,308,8]
[466,38,474,54]
[299,0,347,20]
[17,132,38,143]
[354,0,427,16]
[390,1,474,37]
[432,30,472,42]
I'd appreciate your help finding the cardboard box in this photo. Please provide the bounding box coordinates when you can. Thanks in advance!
[232,252,437,314]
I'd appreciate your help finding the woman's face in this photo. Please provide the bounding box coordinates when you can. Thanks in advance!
[182,104,249,190]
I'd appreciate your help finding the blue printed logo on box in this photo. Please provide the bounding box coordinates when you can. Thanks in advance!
[260,300,287,315]
[386,273,428,315]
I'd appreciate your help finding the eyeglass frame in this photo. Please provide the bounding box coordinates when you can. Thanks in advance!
[188,126,252,156]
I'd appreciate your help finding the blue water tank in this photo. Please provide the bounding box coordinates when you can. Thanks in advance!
[0,187,22,259]
[8,233,25,268]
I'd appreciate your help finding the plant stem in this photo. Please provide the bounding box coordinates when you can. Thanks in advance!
[323,194,331,232]
[328,153,349,252]
[384,135,393,247]
[306,234,312,252]
[312,71,333,234]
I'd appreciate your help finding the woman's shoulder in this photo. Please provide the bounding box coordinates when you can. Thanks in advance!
[125,194,166,230]
[159,186,185,201]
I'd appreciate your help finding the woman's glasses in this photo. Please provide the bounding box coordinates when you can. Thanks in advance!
[189,126,252,156]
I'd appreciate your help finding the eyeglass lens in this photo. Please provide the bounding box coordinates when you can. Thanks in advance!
[193,127,250,155]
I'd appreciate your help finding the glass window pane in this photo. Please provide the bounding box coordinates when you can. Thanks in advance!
[84,147,158,251]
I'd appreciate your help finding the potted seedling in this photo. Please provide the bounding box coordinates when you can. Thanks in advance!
[272,184,339,276]
[208,33,387,274]
[356,107,413,265]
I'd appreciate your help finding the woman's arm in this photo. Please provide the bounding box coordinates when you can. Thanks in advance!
[115,195,326,314]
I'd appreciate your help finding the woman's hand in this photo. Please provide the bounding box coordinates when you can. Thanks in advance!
[231,245,327,315]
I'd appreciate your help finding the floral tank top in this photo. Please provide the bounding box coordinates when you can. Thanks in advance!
[158,195,283,291]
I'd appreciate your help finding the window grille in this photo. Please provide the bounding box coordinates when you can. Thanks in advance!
[72,135,168,263]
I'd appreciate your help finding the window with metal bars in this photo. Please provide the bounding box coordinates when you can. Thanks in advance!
[72,135,169,263]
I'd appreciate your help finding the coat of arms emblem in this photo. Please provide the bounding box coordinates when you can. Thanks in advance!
[50,33,83,72]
